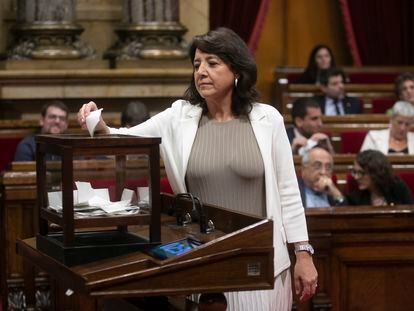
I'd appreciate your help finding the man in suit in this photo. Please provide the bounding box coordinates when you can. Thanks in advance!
[14,100,69,161]
[313,68,361,115]
[299,147,345,208]
[286,97,334,155]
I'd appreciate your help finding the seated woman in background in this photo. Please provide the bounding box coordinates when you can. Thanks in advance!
[297,44,336,84]
[347,150,413,206]
[361,101,414,154]
[394,72,414,105]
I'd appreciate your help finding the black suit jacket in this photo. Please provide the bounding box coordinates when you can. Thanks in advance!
[312,95,362,114]
[286,126,296,144]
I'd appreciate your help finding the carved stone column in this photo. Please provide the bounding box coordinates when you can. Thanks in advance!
[7,0,95,59]
[106,0,188,60]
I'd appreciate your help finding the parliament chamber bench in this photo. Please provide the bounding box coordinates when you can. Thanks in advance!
[284,114,390,153]
[293,154,414,196]
[274,66,414,85]
[0,118,121,172]
[273,66,414,115]
[276,83,395,115]
[3,158,414,310]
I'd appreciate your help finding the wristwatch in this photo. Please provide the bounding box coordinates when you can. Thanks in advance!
[294,243,314,255]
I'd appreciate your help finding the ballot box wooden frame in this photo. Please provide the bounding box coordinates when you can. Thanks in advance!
[35,134,162,266]
[17,193,274,310]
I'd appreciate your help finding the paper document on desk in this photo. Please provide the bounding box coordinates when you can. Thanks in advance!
[86,108,103,137]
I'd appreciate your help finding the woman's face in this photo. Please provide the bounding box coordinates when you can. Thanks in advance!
[399,80,414,104]
[390,114,414,141]
[193,49,236,102]
[351,162,372,191]
[315,48,332,70]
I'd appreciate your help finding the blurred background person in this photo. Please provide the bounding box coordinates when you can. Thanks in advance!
[299,147,345,208]
[286,97,334,155]
[347,150,413,206]
[121,101,150,128]
[297,44,336,84]
[361,101,414,154]
[14,100,69,161]
[313,68,361,116]
[394,72,414,105]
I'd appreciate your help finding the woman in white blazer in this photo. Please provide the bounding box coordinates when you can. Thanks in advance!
[78,28,317,311]
[361,101,414,154]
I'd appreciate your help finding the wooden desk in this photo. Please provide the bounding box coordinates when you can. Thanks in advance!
[303,205,414,311]
[16,197,274,311]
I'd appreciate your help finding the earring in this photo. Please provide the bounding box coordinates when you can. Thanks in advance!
[234,78,238,87]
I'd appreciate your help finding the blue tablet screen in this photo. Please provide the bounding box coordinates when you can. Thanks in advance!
[147,238,202,259]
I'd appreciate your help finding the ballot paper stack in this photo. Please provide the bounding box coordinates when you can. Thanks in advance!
[47,181,146,218]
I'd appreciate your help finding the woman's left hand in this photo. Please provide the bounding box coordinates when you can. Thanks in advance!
[294,252,318,302]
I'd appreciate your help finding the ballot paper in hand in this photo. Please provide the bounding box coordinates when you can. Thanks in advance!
[86,108,103,137]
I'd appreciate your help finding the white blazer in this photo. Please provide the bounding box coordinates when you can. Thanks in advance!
[361,129,414,154]
[110,100,308,276]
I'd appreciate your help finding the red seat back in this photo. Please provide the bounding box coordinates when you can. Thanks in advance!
[340,131,368,154]
[0,137,23,172]
[396,171,414,196]
[372,98,395,113]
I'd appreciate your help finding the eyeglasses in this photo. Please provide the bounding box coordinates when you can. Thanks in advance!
[309,162,333,173]
[350,168,366,178]
[46,114,67,122]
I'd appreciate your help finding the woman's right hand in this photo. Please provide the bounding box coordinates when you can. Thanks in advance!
[78,101,98,129]
[77,101,109,133]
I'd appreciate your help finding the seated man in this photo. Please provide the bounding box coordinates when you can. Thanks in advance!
[313,68,361,115]
[299,147,345,208]
[14,100,69,161]
[286,97,334,155]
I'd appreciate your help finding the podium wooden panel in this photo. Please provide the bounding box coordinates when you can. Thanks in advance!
[303,205,414,311]
[16,194,274,310]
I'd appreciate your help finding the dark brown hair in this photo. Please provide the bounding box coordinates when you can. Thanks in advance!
[41,100,69,118]
[184,27,259,117]
[394,72,414,97]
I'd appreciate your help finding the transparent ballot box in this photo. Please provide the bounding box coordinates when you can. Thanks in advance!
[35,134,161,266]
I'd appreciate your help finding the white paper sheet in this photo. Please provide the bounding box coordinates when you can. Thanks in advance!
[137,186,149,204]
[47,182,139,216]
[86,108,103,137]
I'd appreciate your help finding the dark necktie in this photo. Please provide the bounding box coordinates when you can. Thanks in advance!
[333,98,341,115]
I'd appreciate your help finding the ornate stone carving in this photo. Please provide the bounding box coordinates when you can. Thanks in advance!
[105,0,188,60]
[7,0,96,59]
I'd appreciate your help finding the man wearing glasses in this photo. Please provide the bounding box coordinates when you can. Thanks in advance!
[299,147,346,208]
[14,100,69,161]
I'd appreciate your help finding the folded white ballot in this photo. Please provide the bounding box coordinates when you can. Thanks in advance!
[85,108,103,137]
[47,181,138,215]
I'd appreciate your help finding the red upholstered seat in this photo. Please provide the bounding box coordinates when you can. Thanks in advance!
[396,171,414,196]
[372,98,395,113]
[340,131,367,153]
[0,137,23,172]
[347,72,400,84]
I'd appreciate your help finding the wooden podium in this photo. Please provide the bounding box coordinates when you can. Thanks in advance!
[17,193,274,310]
